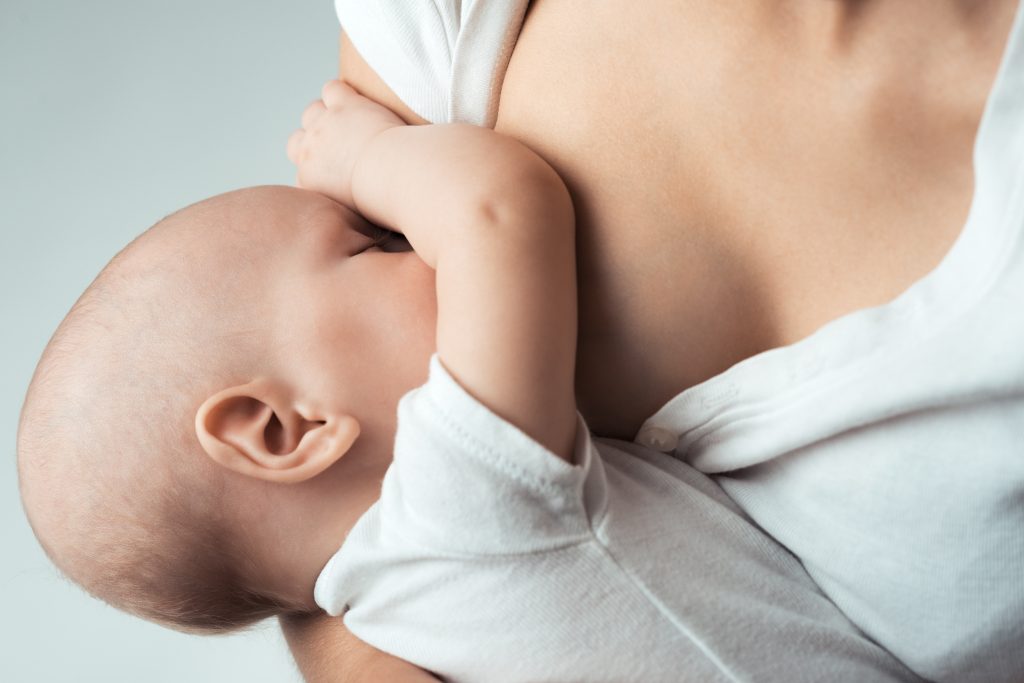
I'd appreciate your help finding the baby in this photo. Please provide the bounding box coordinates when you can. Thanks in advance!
[17,82,915,681]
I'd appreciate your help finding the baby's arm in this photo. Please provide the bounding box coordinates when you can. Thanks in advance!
[290,81,578,458]
[281,613,440,683]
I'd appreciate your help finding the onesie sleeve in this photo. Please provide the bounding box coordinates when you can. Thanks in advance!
[334,0,529,126]
[378,355,598,555]
[314,355,603,618]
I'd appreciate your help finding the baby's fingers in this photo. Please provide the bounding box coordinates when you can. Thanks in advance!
[321,79,357,108]
[287,129,306,165]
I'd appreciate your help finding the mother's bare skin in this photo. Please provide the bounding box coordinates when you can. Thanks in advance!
[285,0,1017,679]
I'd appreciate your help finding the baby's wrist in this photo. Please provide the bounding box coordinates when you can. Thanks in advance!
[349,124,410,218]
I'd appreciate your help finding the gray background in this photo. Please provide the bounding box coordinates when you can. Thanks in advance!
[1,1,340,680]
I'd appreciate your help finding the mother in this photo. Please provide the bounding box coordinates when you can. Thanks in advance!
[285,0,1023,680]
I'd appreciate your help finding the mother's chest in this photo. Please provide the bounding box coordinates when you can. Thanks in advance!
[495,0,982,437]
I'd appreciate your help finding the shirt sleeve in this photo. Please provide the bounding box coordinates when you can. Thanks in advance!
[380,355,598,556]
[334,0,529,126]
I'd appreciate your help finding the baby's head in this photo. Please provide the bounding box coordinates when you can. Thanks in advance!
[17,186,436,633]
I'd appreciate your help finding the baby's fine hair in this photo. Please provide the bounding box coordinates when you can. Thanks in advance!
[17,192,310,633]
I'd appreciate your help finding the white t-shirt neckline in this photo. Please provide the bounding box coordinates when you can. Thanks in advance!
[638,0,1024,467]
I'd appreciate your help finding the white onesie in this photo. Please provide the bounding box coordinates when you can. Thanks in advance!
[316,357,916,683]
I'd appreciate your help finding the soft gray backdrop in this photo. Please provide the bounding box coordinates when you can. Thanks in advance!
[1,1,340,680]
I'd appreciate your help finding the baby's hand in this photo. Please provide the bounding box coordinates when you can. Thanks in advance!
[287,80,406,208]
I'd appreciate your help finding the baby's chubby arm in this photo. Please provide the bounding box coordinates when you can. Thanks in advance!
[289,81,578,459]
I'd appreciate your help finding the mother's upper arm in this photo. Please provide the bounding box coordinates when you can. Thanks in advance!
[338,31,429,126]
[280,612,440,683]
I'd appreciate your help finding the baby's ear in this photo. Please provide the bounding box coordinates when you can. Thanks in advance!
[195,380,360,484]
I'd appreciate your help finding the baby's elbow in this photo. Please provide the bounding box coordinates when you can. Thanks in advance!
[465,161,575,243]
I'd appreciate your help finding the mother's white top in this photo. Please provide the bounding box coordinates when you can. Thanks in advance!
[639,5,1024,680]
